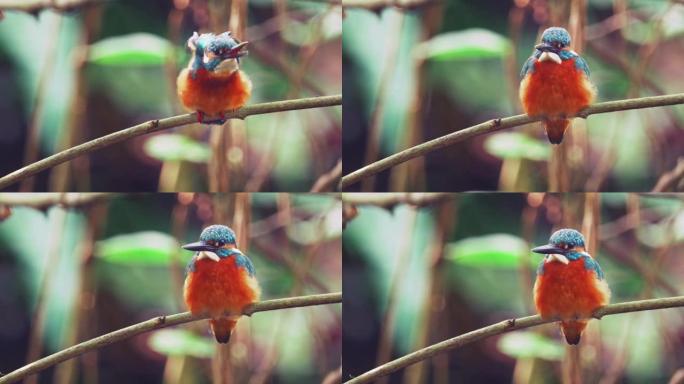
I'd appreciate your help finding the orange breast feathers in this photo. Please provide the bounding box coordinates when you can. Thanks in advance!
[533,257,609,320]
[519,58,596,118]
[177,67,252,116]
[183,256,261,318]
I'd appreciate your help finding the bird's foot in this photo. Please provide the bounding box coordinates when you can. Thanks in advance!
[196,110,227,125]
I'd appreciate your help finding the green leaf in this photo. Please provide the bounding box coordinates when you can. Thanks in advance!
[415,28,511,61]
[446,233,530,268]
[484,132,549,160]
[144,134,210,163]
[88,33,173,66]
[148,329,214,358]
[95,231,180,265]
[497,332,564,360]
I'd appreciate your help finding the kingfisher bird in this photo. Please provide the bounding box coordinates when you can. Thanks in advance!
[182,224,260,343]
[532,228,610,345]
[177,31,252,124]
[519,27,597,144]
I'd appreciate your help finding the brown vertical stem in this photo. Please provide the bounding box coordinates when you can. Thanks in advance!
[403,198,456,384]
[375,206,418,384]
[49,6,102,192]
[24,205,69,384]
[19,16,63,192]
[361,11,406,191]
[389,4,442,190]
[54,200,109,384]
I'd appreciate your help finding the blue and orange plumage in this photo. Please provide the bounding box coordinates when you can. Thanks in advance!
[520,27,596,144]
[177,31,252,124]
[532,228,610,344]
[182,225,260,343]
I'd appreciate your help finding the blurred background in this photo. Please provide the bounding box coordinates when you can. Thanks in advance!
[343,192,684,383]
[0,0,341,192]
[342,0,684,192]
[0,192,341,383]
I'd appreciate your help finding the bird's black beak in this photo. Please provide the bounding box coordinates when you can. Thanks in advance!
[531,244,566,255]
[226,41,249,59]
[535,42,556,53]
[182,241,217,252]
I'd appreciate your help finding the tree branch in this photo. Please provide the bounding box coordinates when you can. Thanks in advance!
[310,159,343,192]
[340,93,684,189]
[345,295,684,384]
[0,292,341,384]
[0,95,342,191]
[652,157,684,192]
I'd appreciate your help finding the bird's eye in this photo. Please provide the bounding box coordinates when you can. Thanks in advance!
[216,242,224,247]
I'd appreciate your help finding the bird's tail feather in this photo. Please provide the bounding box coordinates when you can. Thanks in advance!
[210,318,238,343]
[544,118,570,144]
[561,320,587,345]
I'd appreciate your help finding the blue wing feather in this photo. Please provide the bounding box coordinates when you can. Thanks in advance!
[574,55,590,77]
[582,255,605,280]
[520,56,537,78]
[185,255,198,275]
[234,253,256,276]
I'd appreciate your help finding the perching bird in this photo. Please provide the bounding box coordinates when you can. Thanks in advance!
[532,228,610,345]
[182,225,260,343]
[177,31,252,124]
[519,27,597,144]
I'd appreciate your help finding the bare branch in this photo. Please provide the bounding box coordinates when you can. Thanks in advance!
[0,95,342,191]
[0,292,341,384]
[340,93,684,189]
[652,157,684,192]
[345,295,684,384]
[310,159,343,192]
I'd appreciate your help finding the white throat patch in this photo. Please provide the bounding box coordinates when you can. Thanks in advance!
[539,51,561,64]
[197,251,220,262]
[546,253,569,265]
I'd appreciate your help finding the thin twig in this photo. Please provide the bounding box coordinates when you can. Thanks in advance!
[310,159,343,192]
[652,158,684,192]
[0,292,341,384]
[345,295,684,384]
[0,95,341,191]
[340,93,684,189]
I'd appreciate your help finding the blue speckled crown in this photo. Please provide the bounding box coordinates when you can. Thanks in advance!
[549,228,585,247]
[199,225,237,245]
[541,27,571,47]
